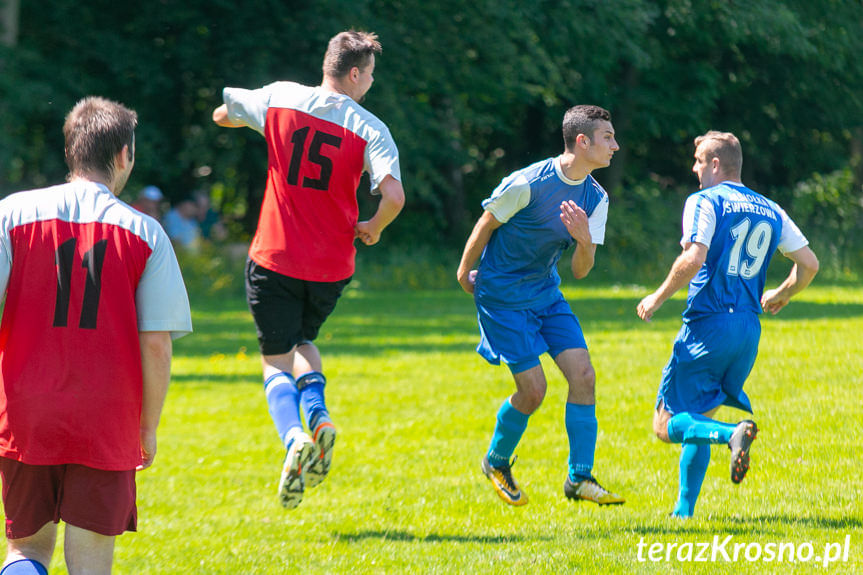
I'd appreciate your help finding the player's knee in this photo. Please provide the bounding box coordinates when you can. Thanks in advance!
[653,413,671,443]
[567,366,595,402]
[580,366,596,394]
[520,384,546,412]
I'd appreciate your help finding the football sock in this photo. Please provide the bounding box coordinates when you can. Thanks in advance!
[0,559,49,575]
[667,412,737,445]
[487,398,530,467]
[264,372,303,445]
[297,371,329,430]
[565,402,598,481]
[672,443,711,517]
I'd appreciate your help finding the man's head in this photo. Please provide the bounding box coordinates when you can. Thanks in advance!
[322,30,382,102]
[562,105,618,169]
[174,198,199,219]
[64,97,137,193]
[692,131,742,189]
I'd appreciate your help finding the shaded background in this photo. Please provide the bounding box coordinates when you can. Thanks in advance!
[1,0,861,279]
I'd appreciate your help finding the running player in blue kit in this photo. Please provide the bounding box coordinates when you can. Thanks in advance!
[637,131,819,517]
[457,105,625,507]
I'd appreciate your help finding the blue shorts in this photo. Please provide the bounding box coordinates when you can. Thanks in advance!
[656,313,761,415]
[476,295,587,374]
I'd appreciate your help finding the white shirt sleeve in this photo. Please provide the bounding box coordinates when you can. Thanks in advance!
[364,123,402,193]
[0,222,11,299]
[223,85,272,136]
[481,174,531,223]
[775,205,809,254]
[136,228,193,339]
[588,194,609,245]
[681,193,716,248]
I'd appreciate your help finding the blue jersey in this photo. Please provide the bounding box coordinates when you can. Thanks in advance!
[475,157,609,310]
[681,182,808,320]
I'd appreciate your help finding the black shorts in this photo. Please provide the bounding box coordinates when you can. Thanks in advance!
[245,259,351,356]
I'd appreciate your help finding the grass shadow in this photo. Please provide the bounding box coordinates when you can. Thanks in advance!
[176,289,863,360]
[333,529,548,544]
[727,514,863,530]
[629,514,863,536]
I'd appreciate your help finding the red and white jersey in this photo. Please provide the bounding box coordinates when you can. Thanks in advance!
[0,181,192,470]
[223,82,401,281]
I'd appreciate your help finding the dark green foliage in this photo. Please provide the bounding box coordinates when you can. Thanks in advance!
[1,0,861,273]
[791,168,863,276]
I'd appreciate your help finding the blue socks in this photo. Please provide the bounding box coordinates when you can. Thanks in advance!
[667,412,736,445]
[565,403,597,481]
[1,559,49,575]
[297,371,329,430]
[665,412,736,517]
[487,399,530,467]
[672,443,711,517]
[264,372,302,445]
[487,401,598,479]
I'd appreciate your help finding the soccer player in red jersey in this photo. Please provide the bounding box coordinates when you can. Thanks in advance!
[213,30,405,508]
[0,97,192,574]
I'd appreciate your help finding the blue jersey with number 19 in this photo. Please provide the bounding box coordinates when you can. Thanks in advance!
[680,182,808,321]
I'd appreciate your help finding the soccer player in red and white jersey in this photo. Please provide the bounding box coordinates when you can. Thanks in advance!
[0,97,192,575]
[212,30,405,509]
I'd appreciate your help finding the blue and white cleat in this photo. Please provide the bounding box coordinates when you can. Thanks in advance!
[279,429,317,509]
[306,418,337,488]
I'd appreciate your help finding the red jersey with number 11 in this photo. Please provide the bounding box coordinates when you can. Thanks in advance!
[0,182,192,470]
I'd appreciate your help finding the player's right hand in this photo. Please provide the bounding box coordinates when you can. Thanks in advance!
[637,293,662,321]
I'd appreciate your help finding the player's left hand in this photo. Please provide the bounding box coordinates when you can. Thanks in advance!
[559,201,591,245]
[761,288,789,315]
[138,429,157,471]
[355,221,381,245]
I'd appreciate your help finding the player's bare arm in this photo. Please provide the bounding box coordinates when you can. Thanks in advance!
[138,331,173,471]
[560,200,595,279]
[637,242,707,321]
[761,245,819,315]
[356,175,405,246]
[570,242,597,280]
[456,211,502,294]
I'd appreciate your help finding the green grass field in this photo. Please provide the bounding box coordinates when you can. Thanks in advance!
[33,283,863,573]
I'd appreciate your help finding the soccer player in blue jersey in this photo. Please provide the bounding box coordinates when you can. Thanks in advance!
[457,105,625,506]
[637,131,819,518]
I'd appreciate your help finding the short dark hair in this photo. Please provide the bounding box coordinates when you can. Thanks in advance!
[322,30,382,79]
[562,105,611,150]
[694,131,743,176]
[64,96,137,180]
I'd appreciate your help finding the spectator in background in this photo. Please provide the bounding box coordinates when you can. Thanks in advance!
[131,185,164,221]
[194,189,228,242]
[163,197,201,251]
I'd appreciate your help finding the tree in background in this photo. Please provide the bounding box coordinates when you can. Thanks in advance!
[0,0,860,271]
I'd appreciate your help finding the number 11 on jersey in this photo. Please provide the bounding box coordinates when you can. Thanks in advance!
[54,237,108,329]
